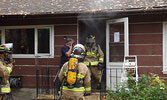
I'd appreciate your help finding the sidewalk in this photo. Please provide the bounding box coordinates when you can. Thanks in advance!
[10,88,106,100]
[10,88,36,100]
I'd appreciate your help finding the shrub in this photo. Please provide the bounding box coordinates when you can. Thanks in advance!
[106,73,167,100]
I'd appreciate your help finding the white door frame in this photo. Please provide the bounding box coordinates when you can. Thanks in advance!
[106,17,129,89]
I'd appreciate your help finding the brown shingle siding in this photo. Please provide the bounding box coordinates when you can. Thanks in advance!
[130,45,162,55]
[137,56,162,66]
[130,23,162,33]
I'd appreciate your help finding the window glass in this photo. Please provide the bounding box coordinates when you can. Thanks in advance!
[5,29,35,54]
[38,29,50,53]
[109,22,124,62]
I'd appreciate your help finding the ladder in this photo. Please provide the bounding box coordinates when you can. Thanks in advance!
[121,55,138,83]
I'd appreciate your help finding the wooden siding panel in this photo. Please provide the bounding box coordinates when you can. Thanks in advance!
[0,18,77,26]
[129,34,162,44]
[137,56,162,66]
[54,25,77,35]
[129,23,162,33]
[36,58,57,65]
[12,66,36,75]
[55,46,62,55]
[14,58,35,65]
[14,58,57,66]
[13,66,59,88]
[138,67,166,77]
[130,45,162,55]
[22,76,36,88]
[55,36,77,46]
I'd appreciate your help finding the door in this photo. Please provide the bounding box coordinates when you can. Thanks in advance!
[106,17,129,90]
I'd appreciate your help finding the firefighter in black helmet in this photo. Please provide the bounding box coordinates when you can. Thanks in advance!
[84,34,104,89]
[0,44,13,100]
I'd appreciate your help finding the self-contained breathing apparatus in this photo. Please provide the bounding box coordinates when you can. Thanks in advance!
[64,44,86,89]
[63,58,82,89]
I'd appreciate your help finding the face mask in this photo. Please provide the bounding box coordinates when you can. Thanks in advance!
[86,38,94,43]
[86,43,93,48]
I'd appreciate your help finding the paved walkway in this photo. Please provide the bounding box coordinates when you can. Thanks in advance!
[9,88,106,100]
[10,88,36,100]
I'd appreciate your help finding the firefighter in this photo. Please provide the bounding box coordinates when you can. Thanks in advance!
[83,34,104,89]
[0,44,13,100]
[58,44,91,100]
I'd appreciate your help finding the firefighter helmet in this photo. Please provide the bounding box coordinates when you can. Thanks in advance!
[0,46,6,52]
[1,43,13,64]
[86,34,95,47]
[4,43,13,53]
[71,44,85,59]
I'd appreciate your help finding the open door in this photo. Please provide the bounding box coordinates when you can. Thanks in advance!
[106,17,129,90]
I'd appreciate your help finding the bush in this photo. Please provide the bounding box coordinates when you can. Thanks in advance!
[106,73,167,100]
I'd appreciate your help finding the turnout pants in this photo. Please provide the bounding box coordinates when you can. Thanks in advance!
[0,94,5,100]
[61,90,85,100]
[89,66,101,85]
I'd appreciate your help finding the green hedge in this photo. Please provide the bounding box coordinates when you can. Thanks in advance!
[106,73,167,100]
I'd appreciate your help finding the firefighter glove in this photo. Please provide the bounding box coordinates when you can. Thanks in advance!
[84,93,90,96]
[97,63,103,70]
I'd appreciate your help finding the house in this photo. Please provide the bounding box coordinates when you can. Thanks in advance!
[0,0,167,91]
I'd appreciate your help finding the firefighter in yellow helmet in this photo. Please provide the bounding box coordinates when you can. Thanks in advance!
[0,44,13,100]
[84,34,104,89]
[58,44,91,100]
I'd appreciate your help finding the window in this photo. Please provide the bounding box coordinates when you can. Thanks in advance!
[0,26,54,58]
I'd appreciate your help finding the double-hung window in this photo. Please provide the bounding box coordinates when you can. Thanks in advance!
[0,25,54,58]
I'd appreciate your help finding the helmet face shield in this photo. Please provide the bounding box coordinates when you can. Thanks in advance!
[86,38,94,47]
[71,44,85,60]
[73,47,85,57]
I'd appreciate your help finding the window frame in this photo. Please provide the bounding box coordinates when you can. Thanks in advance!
[0,25,54,58]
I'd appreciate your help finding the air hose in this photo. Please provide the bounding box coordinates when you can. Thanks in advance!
[10,78,22,88]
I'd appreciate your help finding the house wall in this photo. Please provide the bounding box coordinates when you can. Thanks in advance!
[0,14,78,88]
[1,12,167,88]
[128,13,167,83]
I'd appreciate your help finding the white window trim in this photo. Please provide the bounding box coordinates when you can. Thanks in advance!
[163,22,167,74]
[0,25,54,58]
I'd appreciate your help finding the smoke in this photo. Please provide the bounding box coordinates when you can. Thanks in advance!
[78,14,107,55]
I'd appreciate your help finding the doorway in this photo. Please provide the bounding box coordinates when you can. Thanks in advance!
[79,19,106,89]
